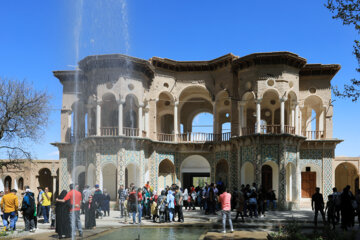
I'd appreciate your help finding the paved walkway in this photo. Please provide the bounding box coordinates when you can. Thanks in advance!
[0,209,340,239]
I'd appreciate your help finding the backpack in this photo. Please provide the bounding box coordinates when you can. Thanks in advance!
[22,193,35,215]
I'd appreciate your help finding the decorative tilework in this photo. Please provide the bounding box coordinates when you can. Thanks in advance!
[261,144,278,163]
[124,150,141,166]
[242,146,255,164]
[323,149,334,198]
[286,146,297,165]
[153,152,175,191]
[230,151,238,189]
[278,144,286,209]
[60,157,69,191]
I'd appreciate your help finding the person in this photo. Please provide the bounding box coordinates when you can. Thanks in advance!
[36,187,43,219]
[267,189,277,210]
[137,188,143,223]
[50,205,56,229]
[1,189,19,231]
[41,187,52,223]
[248,189,258,218]
[174,187,184,222]
[218,187,234,234]
[208,183,216,214]
[81,185,91,215]
[235,190,245,222]
[167,189,175,222]
[312,187,325,227]
[0,191,4,222]
[355,189,360,225]
[93,184,103,219]
[21,188,36,232]
[56,184,83,238]
[183,188,189,210]
[55,190,71,239]
[332,187,341,223]
[150,196,158,222]
[145,181,151,191]
[123,196,128,223]
[325,194,336,230]
[85,195,96,229]
[340,186,353,230]
[157,190,167,223]
[102,190,110,217]
[118,185,127,218]
[128,187,138,224]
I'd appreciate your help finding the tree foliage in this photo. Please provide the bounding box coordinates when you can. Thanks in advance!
[326,0,360,101]
[0,78,51,170]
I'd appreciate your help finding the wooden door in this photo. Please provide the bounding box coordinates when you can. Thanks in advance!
[301,172,316,198]
[262,165,273,192]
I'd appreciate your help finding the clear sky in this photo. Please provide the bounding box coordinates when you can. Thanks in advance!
[0,0,359,159]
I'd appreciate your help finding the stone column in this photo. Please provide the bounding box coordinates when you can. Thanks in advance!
[138,104,144,135]
[278,143,287,209]
[213,103,218,134]
[319,105,326,134]
[96,101,102,136]
[238,101,246,136]
[280,98,286,133]
[144,107,149,137]
[174,101,179,139]
[255,99,261,133]
[52,176,57,197]
[86,105,92,136]
[295,103,299,135]
[118,100,124,136]
[61,109,72,142]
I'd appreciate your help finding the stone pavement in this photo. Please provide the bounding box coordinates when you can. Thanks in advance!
[0,209,333,239]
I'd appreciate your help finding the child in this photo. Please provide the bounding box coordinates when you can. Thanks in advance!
[50,205,55,229]
[325,194,336,230]
[151,199,158,222]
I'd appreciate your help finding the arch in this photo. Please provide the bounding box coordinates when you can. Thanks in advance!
[38,168,53,192]
[102,163,117,200]
[124,94,139,129]
[301,164,322,198]
[241,162,254,185]
[18,177,24,191]
[178,85,212,103]
[262,161,279,197]
[70,100,86,138]
[158,159,175,191]
[4,176,12,192]
[335,162,359,194]
[87,164,96,187]
[181,155,211,188]
[215,159,229,188]
[158,91,175,102]
[287,91,298,102]
[125,163,140,189]
[260,88,281,100]
[241,91,255,101]
[191,112,213,134]
[101,92,118,129]
[286,162,296,201]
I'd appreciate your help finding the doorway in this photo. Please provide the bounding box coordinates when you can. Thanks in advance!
[301,172,316,198]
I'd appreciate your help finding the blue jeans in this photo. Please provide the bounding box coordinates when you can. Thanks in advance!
[221,210,233,232]
[266,200,277,210]
[70,211,82,236]
[42,205,50,222]
[138,204,142,223]
[3,211,16,230]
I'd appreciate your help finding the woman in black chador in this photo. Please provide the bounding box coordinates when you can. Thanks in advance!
[85,195,97,229]
[55,190,71,239]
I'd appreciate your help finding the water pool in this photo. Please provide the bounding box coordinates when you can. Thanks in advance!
[93,226,207,240]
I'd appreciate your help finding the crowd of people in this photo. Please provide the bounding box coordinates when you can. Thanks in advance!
[3,180,360,237]
[312,185,360,231]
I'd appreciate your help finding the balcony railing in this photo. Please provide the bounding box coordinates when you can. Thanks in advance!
[101,127,118,136]
[123,127,139,137]
[242,125,295,135]
[302,131,325,140]
[157,133,175,142]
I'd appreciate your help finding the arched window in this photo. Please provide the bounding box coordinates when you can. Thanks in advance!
[18,177,24,190]
[4,176,12,192]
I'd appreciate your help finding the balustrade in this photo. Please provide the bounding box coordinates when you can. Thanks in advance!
[101,127,118,136]
[123,127,139,137]
[302,131,325,140]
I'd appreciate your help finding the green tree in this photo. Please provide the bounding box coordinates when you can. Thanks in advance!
[0,78,51,170]
[326,0,360,101]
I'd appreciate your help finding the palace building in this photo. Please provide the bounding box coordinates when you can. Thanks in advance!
[52,51,343,209]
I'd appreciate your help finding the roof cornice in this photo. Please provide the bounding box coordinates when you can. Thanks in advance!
[232,51,307,71]
[151,53,237,72]
[299,64,341,77]
[78,54,155,80]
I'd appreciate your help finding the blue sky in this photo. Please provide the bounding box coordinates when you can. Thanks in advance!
[0,0,359,159]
